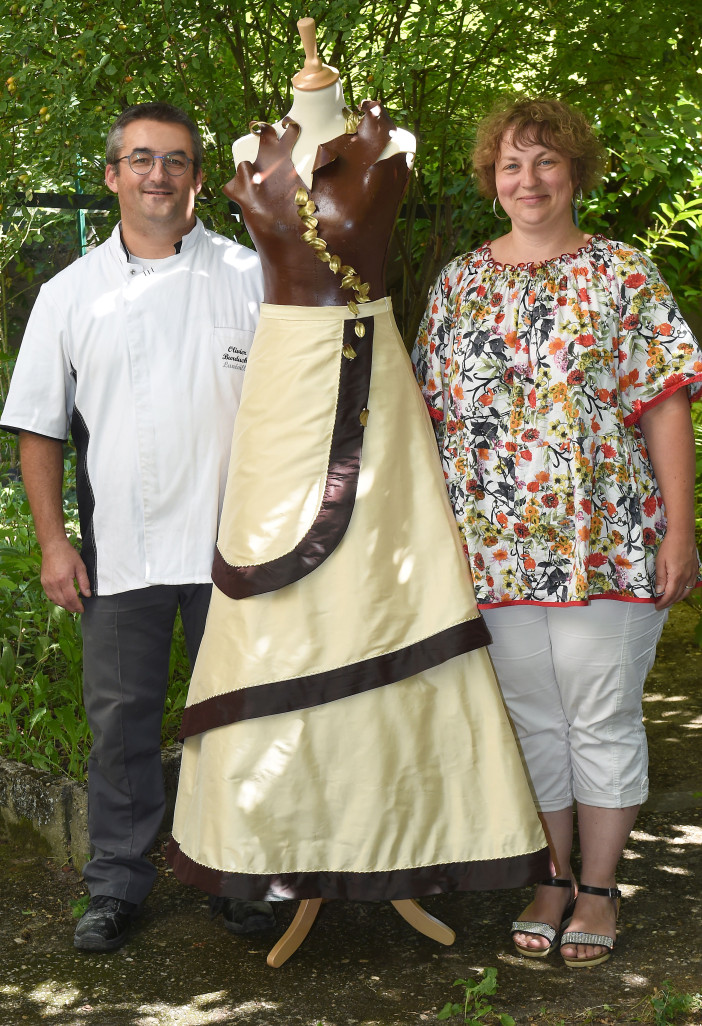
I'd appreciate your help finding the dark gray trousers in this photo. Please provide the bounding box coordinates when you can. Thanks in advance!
[80,583,212,904]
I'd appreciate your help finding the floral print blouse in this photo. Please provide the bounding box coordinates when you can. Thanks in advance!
[412,236,702,607]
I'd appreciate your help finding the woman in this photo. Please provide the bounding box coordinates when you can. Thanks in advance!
[413,97,702,967]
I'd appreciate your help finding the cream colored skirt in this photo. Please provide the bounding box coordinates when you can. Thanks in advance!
[168,299,547,899]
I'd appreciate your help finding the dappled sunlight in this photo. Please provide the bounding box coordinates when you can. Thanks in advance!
[244,481,321,558]
[125,262,195,299]
[92,287,122,318]
[666,823,702,845]
[238,719,305,813]
[498,952,552,970]
[27,980,80,1008]
[392,545,415,585]
[253,631,273,659]
[621,972,651,989]
[133,993,280,1024]
[642,693,687,703]
[617,883,644,897]
[1,978,282,1026]
[622,815,702,898]
[629,829,660,842]
[356,463,376,497]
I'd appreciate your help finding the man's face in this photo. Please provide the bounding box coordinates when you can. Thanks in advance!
[105,119,202,235]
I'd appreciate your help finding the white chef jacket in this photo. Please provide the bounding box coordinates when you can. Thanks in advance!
[1,218,263,595]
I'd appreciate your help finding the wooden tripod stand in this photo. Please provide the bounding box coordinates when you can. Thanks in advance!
[266,897,456,967]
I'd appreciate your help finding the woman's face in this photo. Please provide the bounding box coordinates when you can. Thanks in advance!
[494,129,576,233]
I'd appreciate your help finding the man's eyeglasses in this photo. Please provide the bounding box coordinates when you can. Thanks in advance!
[115,150,194,177]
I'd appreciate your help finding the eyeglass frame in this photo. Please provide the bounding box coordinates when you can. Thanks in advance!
[113,149,195,177]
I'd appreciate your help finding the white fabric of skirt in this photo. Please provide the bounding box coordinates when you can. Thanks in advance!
[168,299,548,900]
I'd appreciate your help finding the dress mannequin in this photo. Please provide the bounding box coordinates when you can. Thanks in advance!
[231,17,415,185]
[168,18,548,966]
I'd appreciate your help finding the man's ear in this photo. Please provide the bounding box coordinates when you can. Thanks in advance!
[194,168,203,196]
[105,164,119,194]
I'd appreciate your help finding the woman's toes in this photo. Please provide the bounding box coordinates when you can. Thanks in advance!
[561,940,607,960]
[513,929,550,951]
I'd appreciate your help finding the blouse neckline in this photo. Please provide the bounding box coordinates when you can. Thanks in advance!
[480,234,604,272]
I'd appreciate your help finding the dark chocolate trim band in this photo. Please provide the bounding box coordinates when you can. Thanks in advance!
[212,315,374,599]
[180,616,492,738]
[166,837,551,901]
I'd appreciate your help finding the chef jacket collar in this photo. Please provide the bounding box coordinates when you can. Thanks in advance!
[115,218,204,264]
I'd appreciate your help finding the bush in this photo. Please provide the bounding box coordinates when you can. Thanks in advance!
[0,450,190,780]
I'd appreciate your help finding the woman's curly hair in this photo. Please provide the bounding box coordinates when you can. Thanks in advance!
[472,97,605,199]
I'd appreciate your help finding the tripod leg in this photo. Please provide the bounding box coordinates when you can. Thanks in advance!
[391,899,456,946]
[266,898,324,968]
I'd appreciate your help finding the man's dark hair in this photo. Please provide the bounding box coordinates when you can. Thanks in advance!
[106,102,203,176]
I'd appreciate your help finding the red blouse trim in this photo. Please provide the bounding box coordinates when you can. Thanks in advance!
[479,234,606,273]
[623,374,702,427]
[477,593,667,611]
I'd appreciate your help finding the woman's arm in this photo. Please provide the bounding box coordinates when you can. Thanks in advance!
[639,389,699,610]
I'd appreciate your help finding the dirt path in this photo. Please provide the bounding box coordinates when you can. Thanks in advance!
[1,603,701,1026]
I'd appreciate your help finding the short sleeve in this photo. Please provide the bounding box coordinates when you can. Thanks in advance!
[613,246,702,426]
[0,285,75,439]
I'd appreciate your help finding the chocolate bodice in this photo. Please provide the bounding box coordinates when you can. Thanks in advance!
[224,100,411,306]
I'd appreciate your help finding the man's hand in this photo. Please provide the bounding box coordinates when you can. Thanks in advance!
[39,537,91,613]
[19,431,92,614]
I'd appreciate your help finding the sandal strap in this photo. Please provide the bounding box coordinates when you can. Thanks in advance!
[511,920,557,944]
[540,877,573,889]
[561,930,614,950]
[578,884,621,899]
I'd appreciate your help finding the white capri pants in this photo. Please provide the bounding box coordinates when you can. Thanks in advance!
[481,601,667,811]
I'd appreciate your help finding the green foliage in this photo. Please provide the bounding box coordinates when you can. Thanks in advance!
[688,403,702,647]
[436,967,515,1026]
[0,462,85,776]
[0,456,191,779]
[585,93,702,320]
[649,981,702,1026]
[1,1,701,344]
[69,893,90,919]
[0,208,82,422]
[1,0,701,773]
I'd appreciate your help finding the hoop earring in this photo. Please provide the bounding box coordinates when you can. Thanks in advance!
[493,196,507,221]
[572,187,583,228]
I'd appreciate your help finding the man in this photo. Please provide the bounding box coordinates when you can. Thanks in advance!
[1,102,272,951]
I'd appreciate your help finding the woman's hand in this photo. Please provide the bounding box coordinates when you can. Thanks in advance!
[652,531,699,610]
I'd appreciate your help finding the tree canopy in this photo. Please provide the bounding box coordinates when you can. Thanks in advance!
[2,0,702,347]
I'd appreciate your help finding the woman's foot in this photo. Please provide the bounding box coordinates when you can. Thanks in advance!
[560,885,621,967]
[511,878,575,957]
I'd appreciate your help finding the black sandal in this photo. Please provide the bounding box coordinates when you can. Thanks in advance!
[560,884,621,968]
[511,877,576,958]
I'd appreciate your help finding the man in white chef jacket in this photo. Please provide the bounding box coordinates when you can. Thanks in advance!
[1,102,271,952]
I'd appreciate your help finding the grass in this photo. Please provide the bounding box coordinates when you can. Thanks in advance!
[437,968,515,1026]
[0,444,191,780]
[436,974,702,1026]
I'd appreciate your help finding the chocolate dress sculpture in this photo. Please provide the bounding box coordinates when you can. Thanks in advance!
[167,101,548,901]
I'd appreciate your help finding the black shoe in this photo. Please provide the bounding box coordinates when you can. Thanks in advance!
[210,896,276,935]
[73,895,140,952]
